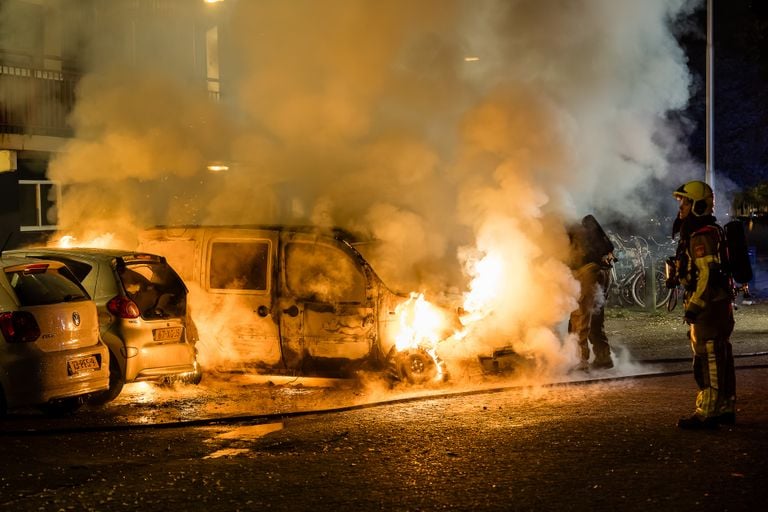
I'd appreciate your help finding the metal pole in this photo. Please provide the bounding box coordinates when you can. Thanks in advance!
[706,0,715,193]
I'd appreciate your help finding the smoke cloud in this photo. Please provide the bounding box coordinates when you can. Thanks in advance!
[5,0,701,378]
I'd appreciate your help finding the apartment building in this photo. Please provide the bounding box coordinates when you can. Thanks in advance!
[0,0,224,249]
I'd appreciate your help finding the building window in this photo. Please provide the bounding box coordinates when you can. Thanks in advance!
[18,180,59,231]
[206,25,220,100]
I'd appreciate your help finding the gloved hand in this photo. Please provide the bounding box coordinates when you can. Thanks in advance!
[683,309,699,325]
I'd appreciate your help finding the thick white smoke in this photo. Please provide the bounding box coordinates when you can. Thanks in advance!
[8,0,700,376]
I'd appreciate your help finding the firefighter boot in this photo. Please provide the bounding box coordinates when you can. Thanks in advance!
[591,346,614,370]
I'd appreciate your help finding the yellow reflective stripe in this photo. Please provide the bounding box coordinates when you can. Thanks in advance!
[694,340,720,417]
[690,254,717,306]
[693,341,720,417]
[706,340,719,391]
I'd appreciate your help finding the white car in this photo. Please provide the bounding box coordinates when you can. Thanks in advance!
[0,256,109,416]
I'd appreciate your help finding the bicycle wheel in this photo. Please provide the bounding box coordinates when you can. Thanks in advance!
[618,281,636,306]
[631,269,671,309]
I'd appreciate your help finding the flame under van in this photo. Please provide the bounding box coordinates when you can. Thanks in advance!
[137,226,451,382]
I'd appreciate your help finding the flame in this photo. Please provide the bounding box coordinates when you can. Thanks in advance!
[392,250,508,358]
[394,292,453,352]
[53,233,117,249]
[57,235,77,248]
[460,250,504,326]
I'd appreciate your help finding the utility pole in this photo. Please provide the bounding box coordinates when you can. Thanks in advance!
[706,0,715,193]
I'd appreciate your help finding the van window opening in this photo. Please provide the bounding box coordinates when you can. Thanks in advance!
[209,241,270,291]
[285,242,365,303]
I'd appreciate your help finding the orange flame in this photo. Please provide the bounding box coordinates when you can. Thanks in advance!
[460,250,504,326]
[392,252,506,356]
[53,233,117,249]
[394,292,454,352]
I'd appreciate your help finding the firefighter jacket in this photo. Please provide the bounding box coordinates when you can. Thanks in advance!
[678,225,731,321]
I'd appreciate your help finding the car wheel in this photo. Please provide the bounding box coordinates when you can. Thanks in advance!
[40,396,83,416]
[88,354,124,405]
[395,349,438,385]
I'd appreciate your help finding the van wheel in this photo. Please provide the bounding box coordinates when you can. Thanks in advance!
[40,396,83,416]
[395,349,438,385]
[88,355,124,406]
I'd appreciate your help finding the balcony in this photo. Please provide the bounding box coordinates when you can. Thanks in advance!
[0,63,79,138]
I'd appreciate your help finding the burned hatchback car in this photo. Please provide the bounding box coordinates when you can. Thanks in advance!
[4,248,202,403]
[137,225,458,383]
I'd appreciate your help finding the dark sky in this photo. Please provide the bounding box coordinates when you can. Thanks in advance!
[682,0,768,188]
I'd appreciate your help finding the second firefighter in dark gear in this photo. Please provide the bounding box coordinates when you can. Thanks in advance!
[671,180,736,430]
[567,215,615,372]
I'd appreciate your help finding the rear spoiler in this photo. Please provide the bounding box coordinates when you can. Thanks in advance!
[116,253,167,269]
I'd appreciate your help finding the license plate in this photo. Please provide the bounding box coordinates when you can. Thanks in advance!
[153,326,183,342]
[67,355,100,376]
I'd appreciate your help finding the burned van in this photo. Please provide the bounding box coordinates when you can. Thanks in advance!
[137,226,455,382]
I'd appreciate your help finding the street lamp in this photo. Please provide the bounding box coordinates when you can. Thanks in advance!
[706,0,714,193]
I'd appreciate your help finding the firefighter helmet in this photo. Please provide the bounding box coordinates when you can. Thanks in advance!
[673,180,714,217]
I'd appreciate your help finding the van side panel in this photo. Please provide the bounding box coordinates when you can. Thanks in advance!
[138,228,283,370]
[376,287,406,358]
[199,229,282,368]
[278,232,377,374]
[139,226,404,377]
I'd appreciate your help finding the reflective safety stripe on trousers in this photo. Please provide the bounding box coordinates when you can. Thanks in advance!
[695,340,720,418]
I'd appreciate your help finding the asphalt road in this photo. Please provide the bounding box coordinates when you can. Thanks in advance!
[1,302,767,511]
[0,366,767,511]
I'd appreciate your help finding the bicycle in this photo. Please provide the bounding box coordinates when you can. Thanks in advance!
[607,233,672,309]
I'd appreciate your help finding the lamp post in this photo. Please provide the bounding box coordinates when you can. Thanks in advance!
[706,0,715,193]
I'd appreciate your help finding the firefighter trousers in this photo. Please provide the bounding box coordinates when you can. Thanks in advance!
[568,263,612,364]
[689,299,736,418]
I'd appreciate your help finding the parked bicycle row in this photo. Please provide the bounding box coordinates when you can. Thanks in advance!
[605,232,675,309]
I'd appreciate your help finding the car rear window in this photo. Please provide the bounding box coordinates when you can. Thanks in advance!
[5,266,90,306]
[8,254,94,282]
[118,262,187,319]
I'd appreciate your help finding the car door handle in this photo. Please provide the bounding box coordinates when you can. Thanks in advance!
[282,305,299,317]
[256,306,270,317]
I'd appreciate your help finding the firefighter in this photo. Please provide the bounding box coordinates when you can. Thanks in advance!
[567,215,615,371]
[671,180,736,430]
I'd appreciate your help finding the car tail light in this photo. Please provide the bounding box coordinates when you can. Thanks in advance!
[107,296,141,319]
[0,311,42,343]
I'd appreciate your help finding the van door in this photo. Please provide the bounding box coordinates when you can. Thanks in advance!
[201,230,282,368]
[279,234,375,374]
